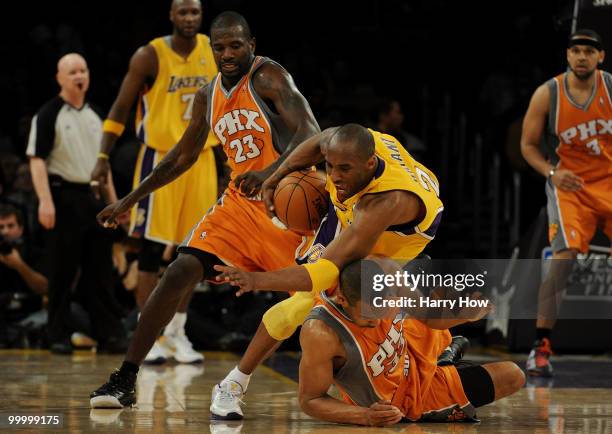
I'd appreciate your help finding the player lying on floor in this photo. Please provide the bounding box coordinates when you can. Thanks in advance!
[298,256,525,426]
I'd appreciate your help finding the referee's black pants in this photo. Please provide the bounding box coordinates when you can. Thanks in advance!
[45,177,125,345]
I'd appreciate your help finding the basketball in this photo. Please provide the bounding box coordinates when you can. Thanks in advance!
[273,170,329,233]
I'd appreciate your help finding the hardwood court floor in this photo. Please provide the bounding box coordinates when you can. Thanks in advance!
[1,349,612,433]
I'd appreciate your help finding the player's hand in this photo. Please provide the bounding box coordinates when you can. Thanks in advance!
[364,400,404,426]
[38,198,56,230]
[234,169,268,198]
[261,174,281,219]
[96,198,132,229]
[90,158,111,200]
[551,169,584,191]
[213,264,257,296]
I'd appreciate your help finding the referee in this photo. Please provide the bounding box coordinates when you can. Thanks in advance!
[27,53,127,354]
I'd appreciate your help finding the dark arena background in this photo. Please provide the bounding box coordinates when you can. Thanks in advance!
[1,0,612,432]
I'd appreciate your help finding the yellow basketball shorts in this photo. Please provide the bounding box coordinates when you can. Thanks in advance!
[129,144,218,245]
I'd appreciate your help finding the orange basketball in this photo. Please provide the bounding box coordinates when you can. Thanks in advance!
[273,170,329,233]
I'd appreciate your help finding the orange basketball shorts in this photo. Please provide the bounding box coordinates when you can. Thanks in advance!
[179,189,305,272]
[546,177,612,253]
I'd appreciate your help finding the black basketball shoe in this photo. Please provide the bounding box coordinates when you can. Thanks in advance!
[437,336,470,366]
[90,370,137,408]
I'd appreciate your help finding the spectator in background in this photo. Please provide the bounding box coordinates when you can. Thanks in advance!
[0,205,46,294]
[376,98,427,161]
[26,53,127,354]
[0,204,47,347]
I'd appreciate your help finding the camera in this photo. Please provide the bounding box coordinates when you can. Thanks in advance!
[0,235,19,255]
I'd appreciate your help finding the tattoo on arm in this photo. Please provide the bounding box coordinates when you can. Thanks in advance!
[143,147,185,188]
[276,81,319,151]
[253,64,320,173]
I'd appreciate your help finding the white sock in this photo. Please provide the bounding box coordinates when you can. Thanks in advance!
[164,312,187,336]
[223,366,251,391]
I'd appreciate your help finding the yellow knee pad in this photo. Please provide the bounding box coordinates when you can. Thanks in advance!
[262,291,315,340]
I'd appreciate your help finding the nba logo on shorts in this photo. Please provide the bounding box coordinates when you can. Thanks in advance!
[549,223,558,241]
[200,231,207,239]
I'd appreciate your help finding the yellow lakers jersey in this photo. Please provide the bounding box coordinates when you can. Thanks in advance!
[325,129,444,259]
[136,34,218,152]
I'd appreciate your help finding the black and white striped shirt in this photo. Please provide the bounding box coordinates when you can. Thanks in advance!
[26,96,103,184]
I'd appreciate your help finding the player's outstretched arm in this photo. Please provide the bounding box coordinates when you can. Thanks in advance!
[91,45,156,198]
[215,190,423,294]
[97,86,210,228]
[234,63,321,196]
[298,320,403,426]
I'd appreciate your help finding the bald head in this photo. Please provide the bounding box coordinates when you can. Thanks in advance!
[57,53,86,73]
[329,124,375,161]
[56,53,89,96]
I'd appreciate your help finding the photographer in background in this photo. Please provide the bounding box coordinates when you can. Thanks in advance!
[0,204,47,295]
[0,204,47,347]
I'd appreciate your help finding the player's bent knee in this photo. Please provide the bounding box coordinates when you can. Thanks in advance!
[175,246,223,281]
[159,253,204,290]
[262,292,315,341]
[481,361,525,402]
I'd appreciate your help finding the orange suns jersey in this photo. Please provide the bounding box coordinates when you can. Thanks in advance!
[547,70,612,182]
[207,56,292,193]
[306,293,453,417]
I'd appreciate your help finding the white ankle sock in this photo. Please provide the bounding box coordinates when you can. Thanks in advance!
[164,312,187,336]
[224,366,251,391]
